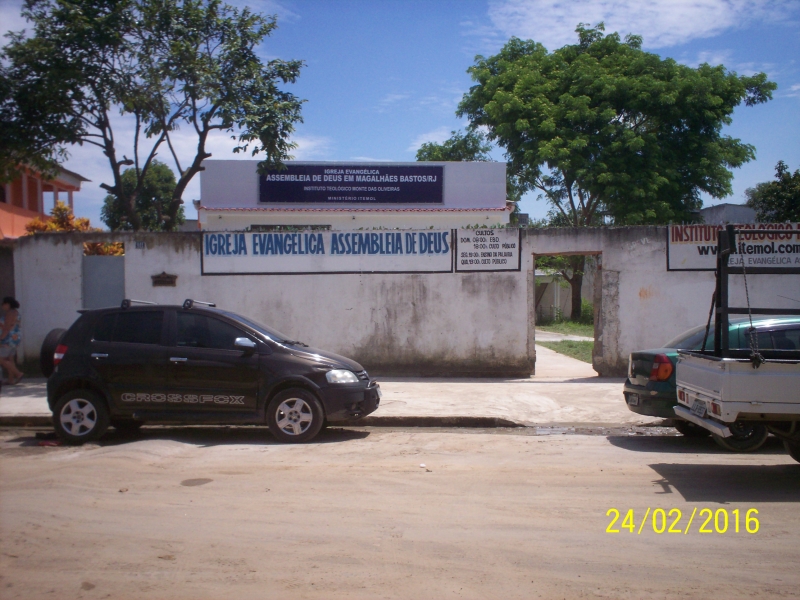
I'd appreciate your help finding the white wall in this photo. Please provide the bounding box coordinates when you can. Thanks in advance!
[14,232,529,376]
[523,227,799,374]
[14,227,800,377]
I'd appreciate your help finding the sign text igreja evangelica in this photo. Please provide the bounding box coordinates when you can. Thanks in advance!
[201,229,523,275]
[259,164,443,204]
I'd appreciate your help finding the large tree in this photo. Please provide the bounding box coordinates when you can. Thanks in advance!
[458,24,775,319]
[2,0,304,230]
[101,161,184,231]
[415,129,526,209]
[745,161,800,223]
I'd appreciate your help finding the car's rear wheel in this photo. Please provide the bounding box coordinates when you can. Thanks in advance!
[40,328,66,378]
[712,421,769,452]
[784,440,800,463]
[53,390,109,445]
[267,388,324,443]
[674,419,711,437]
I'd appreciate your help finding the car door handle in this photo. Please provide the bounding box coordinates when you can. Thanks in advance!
[170,357,188,363]
[91,353,108,359]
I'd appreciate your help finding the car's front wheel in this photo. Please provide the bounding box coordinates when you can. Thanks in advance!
[267,388,324,443]
[712,421,769,452]
[53,390,110,445]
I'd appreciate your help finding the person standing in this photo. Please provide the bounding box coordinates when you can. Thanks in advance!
[0,296,23,385]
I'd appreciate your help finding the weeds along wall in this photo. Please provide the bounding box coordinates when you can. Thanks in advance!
[13,227,799,377]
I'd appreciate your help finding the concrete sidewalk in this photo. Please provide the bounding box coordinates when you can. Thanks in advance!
[0,345,656,428]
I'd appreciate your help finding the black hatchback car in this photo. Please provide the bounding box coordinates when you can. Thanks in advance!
[44,300,381,444]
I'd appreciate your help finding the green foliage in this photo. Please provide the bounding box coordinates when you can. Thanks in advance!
[745,161,800,222]
[537,340,594,363]
[458,23,775,228]
[415,128,527,210]
[536,321,594,337]
[578,299,594,325]
[101,161,183,231]
[415,129,492,162]
[1,0,304,229]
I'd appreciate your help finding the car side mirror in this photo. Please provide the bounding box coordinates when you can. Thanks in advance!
[234,337,257,354]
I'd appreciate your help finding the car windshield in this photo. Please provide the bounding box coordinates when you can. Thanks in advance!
[215,310,296,344]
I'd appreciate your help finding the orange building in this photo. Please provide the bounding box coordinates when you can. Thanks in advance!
[0,167,89,239]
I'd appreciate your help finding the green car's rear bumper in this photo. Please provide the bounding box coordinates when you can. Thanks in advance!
[623,381,678,418]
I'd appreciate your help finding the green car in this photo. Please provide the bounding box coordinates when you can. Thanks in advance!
[623,316,800,451]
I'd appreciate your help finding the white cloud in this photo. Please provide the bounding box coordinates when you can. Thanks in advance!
[485,0,794,49]
[786,83,800,98]
[406,126,452,152]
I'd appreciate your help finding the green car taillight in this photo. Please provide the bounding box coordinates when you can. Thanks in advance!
[649,354,674,381]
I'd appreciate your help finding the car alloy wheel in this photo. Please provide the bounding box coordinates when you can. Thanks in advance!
[267,388,324,443]
[277,397,314,435]
[53,390,109,444]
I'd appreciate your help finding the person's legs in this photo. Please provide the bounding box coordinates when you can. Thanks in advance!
[0,352,22,383]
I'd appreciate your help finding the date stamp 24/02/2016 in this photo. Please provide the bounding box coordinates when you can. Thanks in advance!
[606,508,760,535]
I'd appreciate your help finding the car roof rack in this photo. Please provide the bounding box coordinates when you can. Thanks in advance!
[182,299,217,309]
[120,299,157,309]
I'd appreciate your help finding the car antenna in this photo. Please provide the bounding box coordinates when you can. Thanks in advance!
[182,299,217,309]
[120,299,157,309]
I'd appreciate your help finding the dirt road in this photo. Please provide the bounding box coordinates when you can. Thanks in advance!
[1,426,799,599]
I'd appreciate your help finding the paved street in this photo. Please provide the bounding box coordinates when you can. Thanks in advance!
[1,426,798,599]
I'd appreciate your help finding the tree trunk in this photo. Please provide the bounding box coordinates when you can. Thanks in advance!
[569,255,585,321]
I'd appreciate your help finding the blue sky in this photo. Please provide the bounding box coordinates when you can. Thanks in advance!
[2,0,799,226]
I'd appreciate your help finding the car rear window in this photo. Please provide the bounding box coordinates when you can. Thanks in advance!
[92,311,164,345]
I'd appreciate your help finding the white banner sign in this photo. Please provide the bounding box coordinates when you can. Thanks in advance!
[202,229,453,274]
[667,223,800,271]
[455,228,521,272]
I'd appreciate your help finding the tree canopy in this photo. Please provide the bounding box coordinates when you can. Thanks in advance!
[2,0,304,230]
[745,161,800,223]
[101,161,183,231]
[415,129,493,162]
[415,129,525,207]
[458,24,776,228]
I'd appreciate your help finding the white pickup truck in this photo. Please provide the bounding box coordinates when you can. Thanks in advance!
[673,224,800,460]
[674,352,800,459]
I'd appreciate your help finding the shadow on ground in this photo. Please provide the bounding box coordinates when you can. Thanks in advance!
[6,425,370,449]
[607,434,787,455]
[648,462,800,503]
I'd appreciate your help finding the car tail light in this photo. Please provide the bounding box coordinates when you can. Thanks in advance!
[649,354,674,381]
[54,344,68,366]
[711,402,721,416]
[678,390,685,402]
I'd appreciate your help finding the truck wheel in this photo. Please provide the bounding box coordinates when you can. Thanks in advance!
[784,441,800,463]
[53,390,110,445]
[674,420,711,437]
[712,422,768,452]
[40,328,66,377]
[267,388,324,443]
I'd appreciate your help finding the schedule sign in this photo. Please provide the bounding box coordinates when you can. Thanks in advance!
[455,228,521,272]
[259,164,443,204]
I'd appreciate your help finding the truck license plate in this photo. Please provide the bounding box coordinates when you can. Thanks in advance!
[626,394,639,406]
[691,400,707,418]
